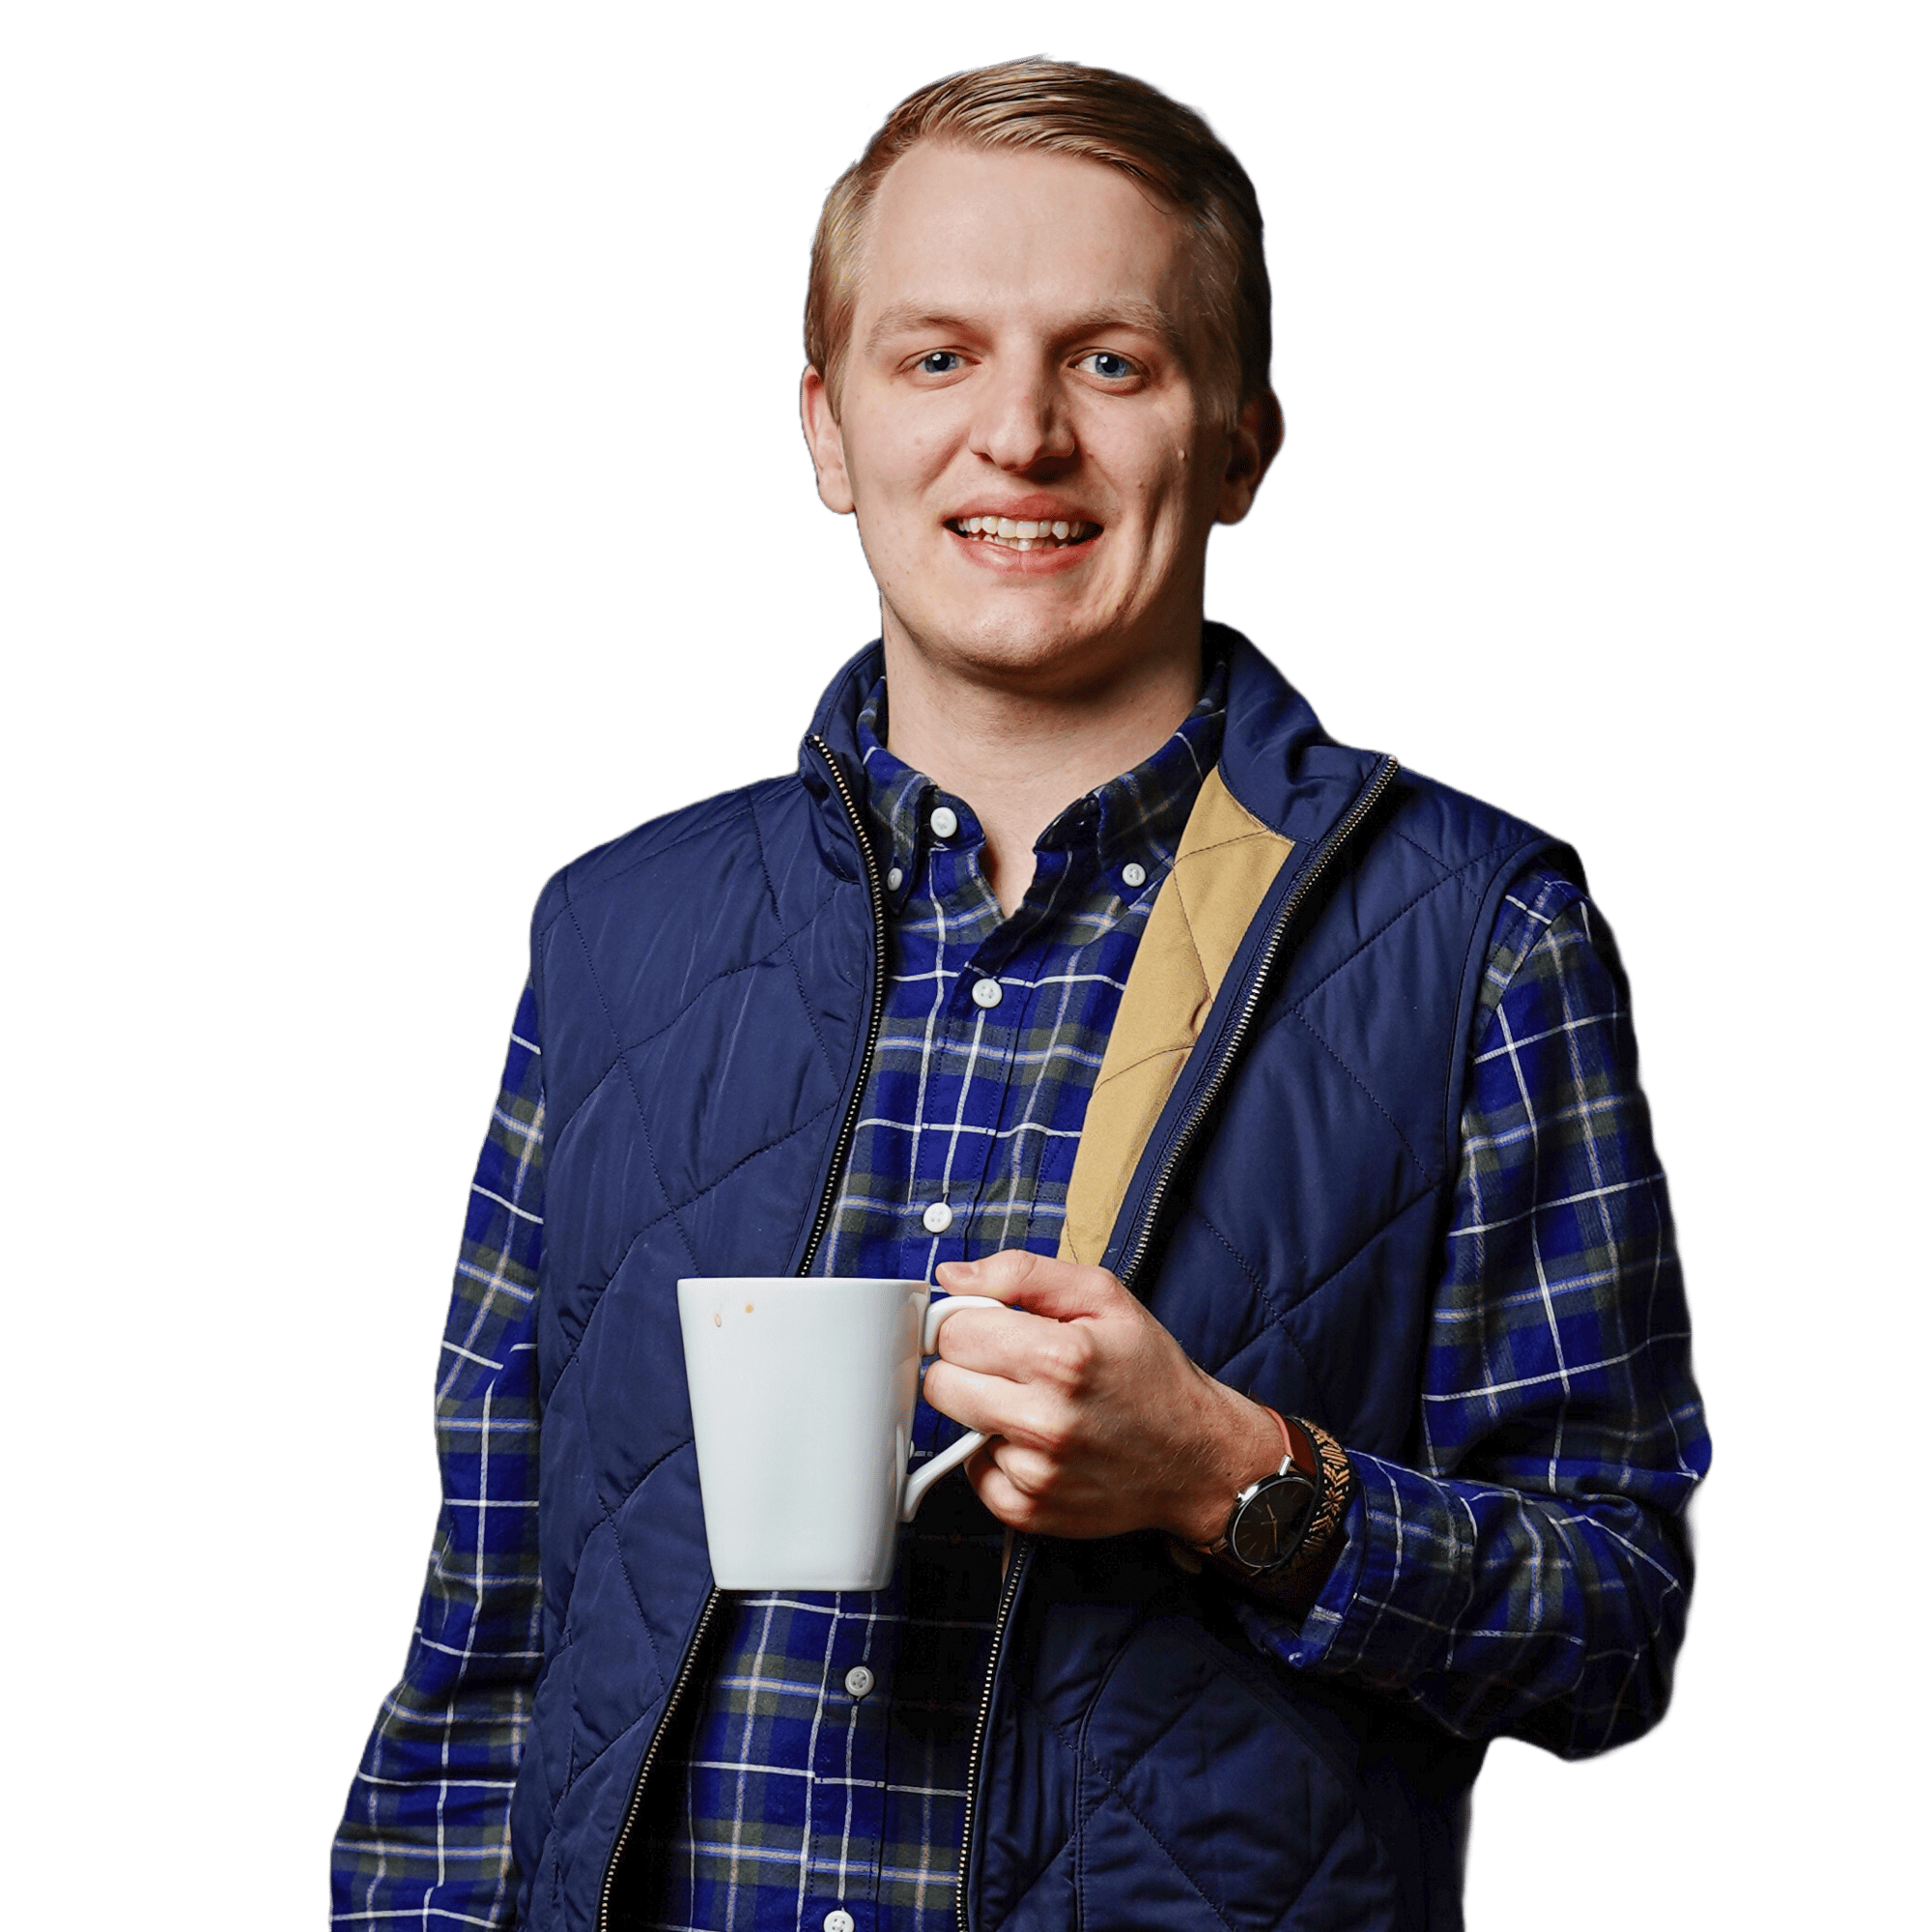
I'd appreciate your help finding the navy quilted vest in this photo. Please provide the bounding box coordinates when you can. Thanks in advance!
[511,629,1560,1931]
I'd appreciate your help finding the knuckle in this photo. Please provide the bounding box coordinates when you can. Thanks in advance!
[1044,1328,1096,1391]
[982,1250,1031,1298]
[1009,1249,1048,1289]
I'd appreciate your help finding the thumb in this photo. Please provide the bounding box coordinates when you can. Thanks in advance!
[935,1249,1124,1319]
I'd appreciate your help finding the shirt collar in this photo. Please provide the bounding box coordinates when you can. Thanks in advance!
[854,653,1229,898]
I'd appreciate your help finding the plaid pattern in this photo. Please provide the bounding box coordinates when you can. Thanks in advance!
[641,1532,1008,1932]
[1248,872,1710,1754]
[332,702,1707,1926]
[815,665,1228,1276]
[641,669,1230,1932]
[332,985,545,1925]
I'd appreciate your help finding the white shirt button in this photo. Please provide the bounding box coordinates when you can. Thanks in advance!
[928,805,959,839]
[922,1201,953,1234]
[1122,861,1148,889]
[970,977,1003,1009]
[886,866,904,892]
[824,1912,856,1932]
[843,1664,875,1699]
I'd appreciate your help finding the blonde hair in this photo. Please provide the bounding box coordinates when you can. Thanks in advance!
[805,58,1271,426]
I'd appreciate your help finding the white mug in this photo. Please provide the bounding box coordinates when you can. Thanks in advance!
[676,1276,1002,1590]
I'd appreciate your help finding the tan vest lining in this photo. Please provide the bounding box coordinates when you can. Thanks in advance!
[1056,766,1295,1268]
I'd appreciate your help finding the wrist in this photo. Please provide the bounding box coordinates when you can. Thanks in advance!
[1184,1398,1355,1591]
[1170,1381,1293,1547]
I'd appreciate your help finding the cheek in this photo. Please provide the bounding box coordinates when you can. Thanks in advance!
[1131,464,1206,541]
[1157,441,1233,536]
[1089,414,1208,531]
[857,469,944,549]
[845,400,960,502]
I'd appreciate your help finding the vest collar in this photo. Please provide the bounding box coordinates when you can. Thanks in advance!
[796,624,1388,868]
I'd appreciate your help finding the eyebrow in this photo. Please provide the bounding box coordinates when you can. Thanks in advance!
[863,298,1185,358]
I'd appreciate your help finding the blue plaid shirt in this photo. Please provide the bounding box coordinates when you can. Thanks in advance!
[331,667,1707,1928]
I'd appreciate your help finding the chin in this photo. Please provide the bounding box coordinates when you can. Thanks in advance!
[917,602,1127,687]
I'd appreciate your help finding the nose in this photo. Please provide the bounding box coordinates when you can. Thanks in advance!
[969,352,1076,473]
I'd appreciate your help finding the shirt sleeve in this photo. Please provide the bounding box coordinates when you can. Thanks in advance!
[331,985,546,1925]
[1236,866,1711,1757]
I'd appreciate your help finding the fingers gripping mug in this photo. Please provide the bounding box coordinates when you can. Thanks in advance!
[676,1277,1002,1590]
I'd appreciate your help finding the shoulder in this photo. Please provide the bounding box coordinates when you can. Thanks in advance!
[1378,764,1570,888]
[530,772,803,940]
[1483,862,1594,979]
[1470,857,1630,1045]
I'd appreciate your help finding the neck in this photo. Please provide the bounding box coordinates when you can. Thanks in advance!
[881,624,1203,917]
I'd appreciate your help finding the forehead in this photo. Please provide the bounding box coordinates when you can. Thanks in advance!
[853,141,1189,342]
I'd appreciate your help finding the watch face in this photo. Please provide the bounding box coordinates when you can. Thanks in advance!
[1229,1471,1318,1572]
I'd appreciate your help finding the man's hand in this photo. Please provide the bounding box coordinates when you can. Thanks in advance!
[922,1250,1284,1544]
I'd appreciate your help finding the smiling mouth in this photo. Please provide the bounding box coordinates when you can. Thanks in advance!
[945,515,1099,554]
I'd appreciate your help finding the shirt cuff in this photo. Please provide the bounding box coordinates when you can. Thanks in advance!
[1228,1488,1364,1669]
[1231,1450,1474,1683]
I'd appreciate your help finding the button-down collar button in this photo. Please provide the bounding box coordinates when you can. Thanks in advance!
[970,977,1003,1009]
[928,805,959,839]
[1122,861,1148,889]
[843,1664,875,1699]
[922,1201,954,1234]
[824,1912,856,1932]
[887,866,904,892]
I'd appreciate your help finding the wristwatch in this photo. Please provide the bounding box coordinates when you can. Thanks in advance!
[1203,1406,1352,1578]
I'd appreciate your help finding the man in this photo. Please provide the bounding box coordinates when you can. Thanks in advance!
[333,59,1707,1932]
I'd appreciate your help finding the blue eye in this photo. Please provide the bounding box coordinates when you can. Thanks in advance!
[918,351,962,375]
[1081,351,1136,381]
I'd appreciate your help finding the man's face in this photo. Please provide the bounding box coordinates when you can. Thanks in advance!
[802,141,1274,696]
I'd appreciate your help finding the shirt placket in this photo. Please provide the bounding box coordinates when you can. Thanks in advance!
[803,1589,897,1932]
[903,820,1005,1285]
[909,815,1033,1472]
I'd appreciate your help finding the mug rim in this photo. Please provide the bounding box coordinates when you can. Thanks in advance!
[676,1274,931,1290]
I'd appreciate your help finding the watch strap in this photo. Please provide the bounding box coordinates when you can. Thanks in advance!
[1289,1416,1354,1579]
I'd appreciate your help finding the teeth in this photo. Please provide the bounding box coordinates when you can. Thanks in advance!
[951,516,1096,548]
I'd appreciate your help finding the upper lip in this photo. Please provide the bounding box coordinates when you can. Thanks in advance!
[946,496,1099,525]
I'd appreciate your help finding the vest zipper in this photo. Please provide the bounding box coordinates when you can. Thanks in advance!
[594,1582,723,1931]
[952,753,1400,1932]
[953,1531,1033,1928]
[595,734,890,1932]
[797,735,894,1277]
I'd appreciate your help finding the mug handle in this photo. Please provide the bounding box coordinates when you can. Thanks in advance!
[899,1293,1003,1523]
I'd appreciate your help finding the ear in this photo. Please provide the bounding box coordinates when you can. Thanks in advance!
[800,366,855,515]
[1214,388,1283,526]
